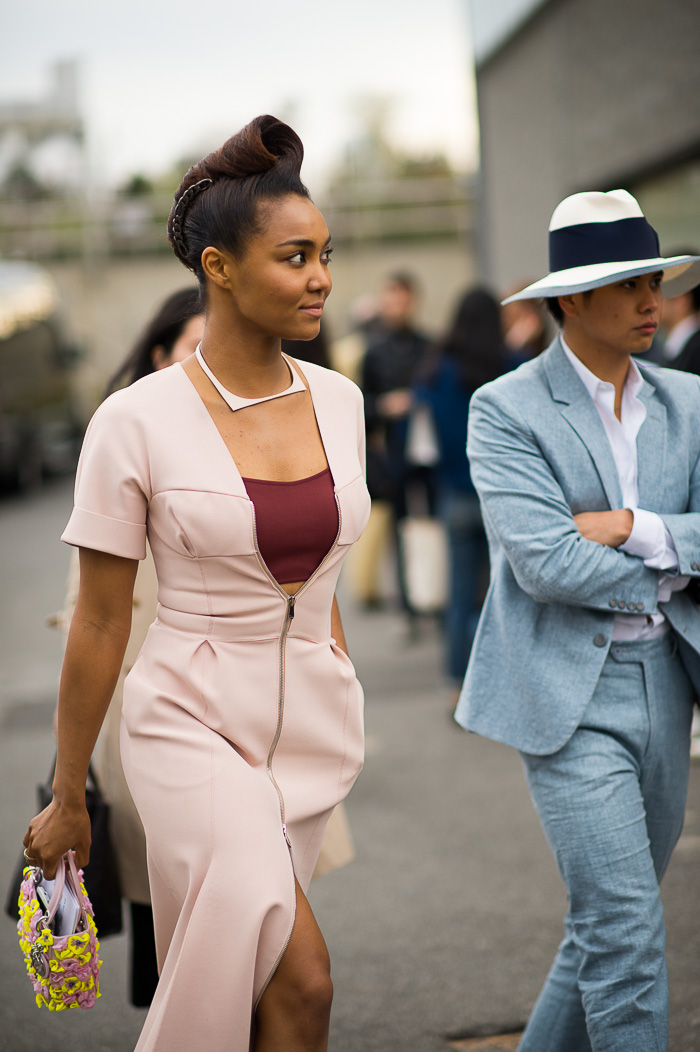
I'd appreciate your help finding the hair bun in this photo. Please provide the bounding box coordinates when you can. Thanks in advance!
[200,115,304,182]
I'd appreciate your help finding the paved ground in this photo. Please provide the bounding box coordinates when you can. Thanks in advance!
[1,479,699,1051]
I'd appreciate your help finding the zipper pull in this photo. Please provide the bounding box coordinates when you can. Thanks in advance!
[287,595,295,620]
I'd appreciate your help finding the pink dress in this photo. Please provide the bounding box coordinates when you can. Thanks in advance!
[61,359,370,1051]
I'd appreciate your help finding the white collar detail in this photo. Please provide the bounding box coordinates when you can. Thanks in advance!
[196,345,306,412]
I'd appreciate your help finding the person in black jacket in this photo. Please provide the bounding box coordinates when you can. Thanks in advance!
[360,273,432,618]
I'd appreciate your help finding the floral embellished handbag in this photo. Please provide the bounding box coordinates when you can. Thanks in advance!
[17,851,101,1010]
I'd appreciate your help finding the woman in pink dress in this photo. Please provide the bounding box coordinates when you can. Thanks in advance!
[24,115,370,1052]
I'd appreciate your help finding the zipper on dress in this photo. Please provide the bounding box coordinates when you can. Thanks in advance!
[251,495,342,843]
[251,494,343,1009]
[265,591,295,838]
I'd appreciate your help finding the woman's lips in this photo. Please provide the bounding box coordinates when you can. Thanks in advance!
[300,304,324,318]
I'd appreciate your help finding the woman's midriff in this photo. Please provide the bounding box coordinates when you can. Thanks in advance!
[282,581,305,597]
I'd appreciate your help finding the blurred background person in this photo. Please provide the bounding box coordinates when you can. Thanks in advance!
[415,286,508,700]
[660,255,700,374]
[105,287,203,394]
[360,272,433,621]
[659,261,700,758]
[329,294,380,384]
[282,322,332,370]
[501,281,549,364]
[58,286,205,1008]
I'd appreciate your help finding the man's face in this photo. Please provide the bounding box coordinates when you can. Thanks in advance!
[569,272,663,356]
[380,282,415,328]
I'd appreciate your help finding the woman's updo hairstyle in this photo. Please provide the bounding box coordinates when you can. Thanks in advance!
[167,115,310,285]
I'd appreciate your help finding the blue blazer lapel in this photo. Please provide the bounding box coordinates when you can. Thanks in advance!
[543,338,623,509]
[635,373,667,512]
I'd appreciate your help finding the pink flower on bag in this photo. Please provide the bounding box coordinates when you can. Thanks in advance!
[16,855,101,1011]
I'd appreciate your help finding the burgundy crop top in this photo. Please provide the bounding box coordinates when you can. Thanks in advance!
[242,467,338,584]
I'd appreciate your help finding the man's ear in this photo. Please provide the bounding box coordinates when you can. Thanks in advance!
[558,293,579,320]
[201,246,231,289]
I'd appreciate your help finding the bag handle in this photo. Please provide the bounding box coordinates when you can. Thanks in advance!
[40,851,89,931]
[41,855,67,928]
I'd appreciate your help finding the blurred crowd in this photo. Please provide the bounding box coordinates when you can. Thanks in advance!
[317,272,549,701]
[314,264,700,715]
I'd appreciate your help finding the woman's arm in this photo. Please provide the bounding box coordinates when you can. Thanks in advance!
[24,547,138,877]
[331,594,348,656]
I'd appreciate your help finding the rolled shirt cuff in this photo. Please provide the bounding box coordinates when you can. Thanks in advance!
[61,506,147,560]
[620,507,679,571]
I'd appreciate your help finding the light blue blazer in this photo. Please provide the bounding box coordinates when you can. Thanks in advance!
[454,336,700,755]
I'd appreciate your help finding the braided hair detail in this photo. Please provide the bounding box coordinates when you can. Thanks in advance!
[169,179,213,263]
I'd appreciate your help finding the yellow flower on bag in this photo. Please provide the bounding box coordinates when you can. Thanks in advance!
[16,854,101,1011]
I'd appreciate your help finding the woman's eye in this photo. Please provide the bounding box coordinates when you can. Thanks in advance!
[288,251,305,264]
[322,248,333,264]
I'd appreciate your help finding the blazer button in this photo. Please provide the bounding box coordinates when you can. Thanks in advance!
[635,602,644,612]
[609,598,618,608]
[593,634,608,647]
[626,602,637,611]
[692,562,699,571]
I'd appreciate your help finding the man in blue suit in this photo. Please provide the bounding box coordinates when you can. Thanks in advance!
[455,189,700,1052]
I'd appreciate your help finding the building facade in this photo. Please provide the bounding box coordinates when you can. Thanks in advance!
[470,0,700,291]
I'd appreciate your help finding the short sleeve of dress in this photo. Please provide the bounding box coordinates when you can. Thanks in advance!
[61,392,150,560]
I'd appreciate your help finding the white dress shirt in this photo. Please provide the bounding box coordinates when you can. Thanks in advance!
[562,338,689,640]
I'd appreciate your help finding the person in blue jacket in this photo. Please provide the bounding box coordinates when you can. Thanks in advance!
[456,190,700,1051]
[415,286,508,695]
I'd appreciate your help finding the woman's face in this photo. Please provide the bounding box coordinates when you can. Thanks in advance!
[217,194,332,340]
[152,313,205,370]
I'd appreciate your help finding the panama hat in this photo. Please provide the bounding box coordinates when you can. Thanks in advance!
[502,190,700,304]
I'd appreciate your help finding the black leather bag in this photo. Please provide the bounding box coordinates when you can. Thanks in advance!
[5,759,123,937]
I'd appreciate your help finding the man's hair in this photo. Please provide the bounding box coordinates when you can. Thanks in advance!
[545,297,563,323]
[545,290,593,326]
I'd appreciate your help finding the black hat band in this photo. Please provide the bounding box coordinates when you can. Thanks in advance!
[549,216,661,273]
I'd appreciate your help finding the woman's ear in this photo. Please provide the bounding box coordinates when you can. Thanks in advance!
[151,345,169,371]
[201,246,231,289]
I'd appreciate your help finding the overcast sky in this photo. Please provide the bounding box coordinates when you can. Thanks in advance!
[2,0,479,191]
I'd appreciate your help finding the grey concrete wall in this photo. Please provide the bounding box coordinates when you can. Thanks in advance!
[476,0,700,290]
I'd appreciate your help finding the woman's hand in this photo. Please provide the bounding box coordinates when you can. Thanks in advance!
[331,594,349,657]
[23,796,91,879]
[377,388,413,420]
[573,509,634,548]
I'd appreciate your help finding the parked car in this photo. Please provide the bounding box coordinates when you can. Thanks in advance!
[0,260,83,491]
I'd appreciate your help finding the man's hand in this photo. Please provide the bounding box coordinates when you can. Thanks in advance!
[573,509,634,548]
[376,389,413,419]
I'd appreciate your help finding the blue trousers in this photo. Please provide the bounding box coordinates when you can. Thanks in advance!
[519,634,695,1052]
[439,488,489,683]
